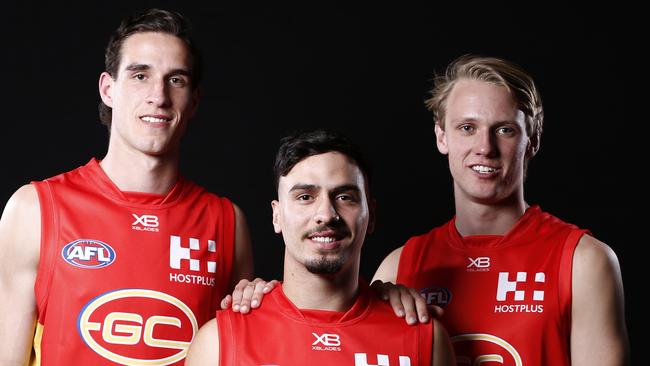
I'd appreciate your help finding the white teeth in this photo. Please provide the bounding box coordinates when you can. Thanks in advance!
[141,116,169,123]
[472,165,496,173]
[311,236,336,243]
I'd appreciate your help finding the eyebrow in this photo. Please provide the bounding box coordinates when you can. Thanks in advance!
[288,183,362,194]
[123,63,192,77]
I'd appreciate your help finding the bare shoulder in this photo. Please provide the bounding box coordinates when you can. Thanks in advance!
[185,318,219,365]
[573,234,621,278]
[0,184,41,260]
[431,318,455,366]
[372,246,404,283]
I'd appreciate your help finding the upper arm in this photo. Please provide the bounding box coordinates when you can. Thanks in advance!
[372,246,403,283]
[0,184,41,363]
[185,318,219,365]
[571,234,629,365]
[431,318,455,366]
[228,204,254,291]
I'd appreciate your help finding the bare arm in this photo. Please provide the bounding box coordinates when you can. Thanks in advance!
[370,246,434,324]
[185,318,219,366]
[571,234,629,365]
[229,204,254,289]
[431,318,456,366]
[372,246,402,283]
[220,205,279,313]
[0,185,40,364]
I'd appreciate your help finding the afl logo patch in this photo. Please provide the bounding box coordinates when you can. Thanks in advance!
[61,239,116,269]
[419,286,452,308]
[78,289,198,365]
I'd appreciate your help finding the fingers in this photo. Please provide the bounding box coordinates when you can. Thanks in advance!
[370,279,390,301]
[228,278,279,313]
[410,287,430,323]
[429,304,444,318]
[220,294,232,310]
[397,287,421,325]
[372,280,429,325]
[249,279,268,309]
[230,279,251,312]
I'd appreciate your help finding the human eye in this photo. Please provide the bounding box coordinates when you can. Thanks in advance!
[296,193,312,201]
[336,193,359,204]
[496,125,517,136]
[169,75,189,87]
[133,73,147,81]
[458,124,474,134]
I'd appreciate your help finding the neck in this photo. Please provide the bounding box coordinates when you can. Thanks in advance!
[100,145,179,195]
[282,255,360,312]
[454,189,528,236]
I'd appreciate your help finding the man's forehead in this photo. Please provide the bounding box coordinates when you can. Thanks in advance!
[279,152,366,189]
[119,32,191,68]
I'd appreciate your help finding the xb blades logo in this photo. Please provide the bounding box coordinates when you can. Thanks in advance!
[467,257,490,272]
[312,333,340,346]
[132,214,160,232]
[132,214,159,227]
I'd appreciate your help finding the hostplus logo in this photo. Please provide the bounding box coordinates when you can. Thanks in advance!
[494,271,545,313]
[169,236,217,287]
[354,354,412,365]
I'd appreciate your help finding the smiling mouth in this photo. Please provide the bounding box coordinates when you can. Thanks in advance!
[471,165,499,174]
[140,116,171,123]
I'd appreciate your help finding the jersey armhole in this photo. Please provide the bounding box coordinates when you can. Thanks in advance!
[32,181,58,322]
[396,237,417,284]
[419,319,434,366]
[558,229,588,339]
[216,197,235,300]
[216,311,234,366]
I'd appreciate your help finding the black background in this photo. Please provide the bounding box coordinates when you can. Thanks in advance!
[2,1,638,358]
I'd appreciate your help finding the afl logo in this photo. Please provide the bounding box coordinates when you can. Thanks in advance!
[78,289,198,365]
[419,286,452,308]
[62,239,116,269]
[452,333,522,366]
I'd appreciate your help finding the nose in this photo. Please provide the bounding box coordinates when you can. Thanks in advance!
[314,196,340,225]
[473,128,497,157]
[146,78,171,107]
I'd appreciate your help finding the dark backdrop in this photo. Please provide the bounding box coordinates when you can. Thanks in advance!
[2,1,638,358]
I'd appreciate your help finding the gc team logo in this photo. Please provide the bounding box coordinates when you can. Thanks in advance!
[62,239,116,269]
[78,289,198,365]
[452,333,522,366]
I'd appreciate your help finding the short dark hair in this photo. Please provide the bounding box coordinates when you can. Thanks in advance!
[274,130,372,194]
[99,8,202,127]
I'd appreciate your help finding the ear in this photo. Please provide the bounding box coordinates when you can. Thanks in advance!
[271,200,282,234]
[98,72,115,108]
[434,123,449,155]
[367,197,377,234]
[526,130,541,158]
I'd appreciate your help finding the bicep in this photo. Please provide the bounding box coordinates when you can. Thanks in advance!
[372,246,403,283]
[0,184,41,361]
[571,235,629,365]
[229,204,253,291]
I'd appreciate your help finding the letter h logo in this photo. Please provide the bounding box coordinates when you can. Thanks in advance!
[169,236,216,273]
[496,271,545,301]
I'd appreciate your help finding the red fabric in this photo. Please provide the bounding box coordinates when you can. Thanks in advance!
[397,205,588,366]
[33,159,235,365]
[217,282,433,365]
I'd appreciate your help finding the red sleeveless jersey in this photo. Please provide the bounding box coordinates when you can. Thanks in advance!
[216,282,433,365]
[397,206,587,366]
[32,159,235,365]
